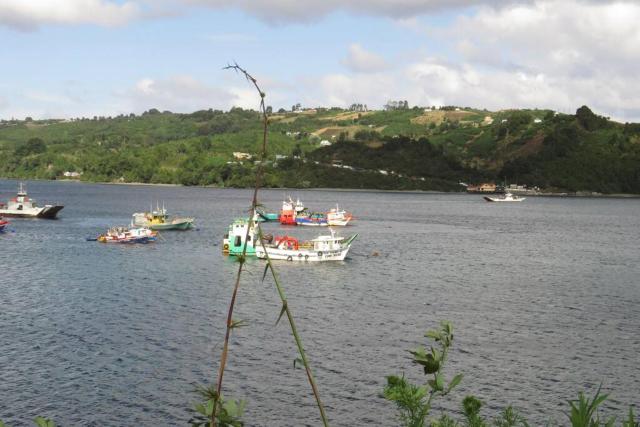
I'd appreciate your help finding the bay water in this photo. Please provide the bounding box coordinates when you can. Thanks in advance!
[1,180,639,425]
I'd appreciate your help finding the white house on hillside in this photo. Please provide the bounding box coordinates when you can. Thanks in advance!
[233,152,252,160]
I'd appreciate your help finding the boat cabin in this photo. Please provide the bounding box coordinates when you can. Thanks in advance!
[224,219,257,255]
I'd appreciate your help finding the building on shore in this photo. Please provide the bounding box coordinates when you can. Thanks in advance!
[467,183,497,193]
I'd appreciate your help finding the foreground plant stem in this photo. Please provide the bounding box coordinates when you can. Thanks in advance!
[212,63,328,427]
[257,224,329,426]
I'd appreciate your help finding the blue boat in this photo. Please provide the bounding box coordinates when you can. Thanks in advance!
[295,212,328,227]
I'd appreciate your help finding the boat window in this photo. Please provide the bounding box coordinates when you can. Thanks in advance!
[247,235,252,242]
[235,236,242,246]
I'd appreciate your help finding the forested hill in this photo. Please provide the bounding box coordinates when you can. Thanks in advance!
[1,105,639,194]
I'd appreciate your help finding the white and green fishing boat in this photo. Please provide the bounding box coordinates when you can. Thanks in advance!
[222,218,258,256]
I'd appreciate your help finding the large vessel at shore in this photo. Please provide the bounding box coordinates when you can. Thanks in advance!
[0,183,64,219]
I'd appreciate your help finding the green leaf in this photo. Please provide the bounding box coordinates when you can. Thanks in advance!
[223,399,238,417]
[431,347,441,362]
[425,330,441,341]
[33,418,55,427]
[230,319,248,329]
[293,357,305,369]
[205,399,214,416]
[275,300,288,326]
[435,373,444,391]
[194,403,207,416]
[446,373,463,393]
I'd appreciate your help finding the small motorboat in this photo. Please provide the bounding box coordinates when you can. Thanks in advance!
[95,226,157,243]
[0,217,9,232]
[255,229,358,262]
[326,204,352,226]
[484,193,525,202]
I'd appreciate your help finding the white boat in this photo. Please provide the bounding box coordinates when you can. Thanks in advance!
[0,183,64,218]
[484,192,525,202]
[326,204,352,226]
[255,229,358,262]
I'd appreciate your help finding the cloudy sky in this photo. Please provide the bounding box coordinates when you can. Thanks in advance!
[1,0,639,121]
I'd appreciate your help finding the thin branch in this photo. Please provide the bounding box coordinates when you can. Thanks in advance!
[256,224,330,426]
[213,63,329,427]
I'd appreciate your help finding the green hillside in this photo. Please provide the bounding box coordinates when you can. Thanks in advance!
[1,105,639,193]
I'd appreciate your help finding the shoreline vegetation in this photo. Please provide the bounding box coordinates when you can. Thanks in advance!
[3,177,640,198]
[1,105,639,195]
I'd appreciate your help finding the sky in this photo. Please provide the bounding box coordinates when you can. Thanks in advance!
[1,0,640,121]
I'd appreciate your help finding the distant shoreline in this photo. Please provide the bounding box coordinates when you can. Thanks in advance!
[1,177,639,198]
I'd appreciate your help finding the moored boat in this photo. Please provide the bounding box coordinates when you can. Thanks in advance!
[484,192,525,202]
[95,226,157,243]
[255,208,279,222]
[295,212,328,227]
[255,229,358,262]
[279,197,306,225]
[222,218,258,256]
[132,204,194,230]
[0,218,9,232]
[326,204,352,226]
[0,183,64,219]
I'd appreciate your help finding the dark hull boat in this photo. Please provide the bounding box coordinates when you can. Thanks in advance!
[0,183,64,219]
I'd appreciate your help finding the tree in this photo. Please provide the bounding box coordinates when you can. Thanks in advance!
[15,138,47,156]
[266,106,273,115]
[576,105,608,131]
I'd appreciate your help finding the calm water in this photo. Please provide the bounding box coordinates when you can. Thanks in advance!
[1,180,639,426]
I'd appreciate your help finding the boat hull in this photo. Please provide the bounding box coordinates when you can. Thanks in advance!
[0,205,64,218]
[256,246,350,261]
[295,219,328,227]
[99,236,156,244]
[483,197,525,202]
[327,218,351,226]
[148,220,193,231]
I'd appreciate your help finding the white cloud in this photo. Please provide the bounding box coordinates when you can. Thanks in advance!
[430,0,640,119]
[127,75,235,113]
[182,0,527,24]
[125,75,282,113]
[0,0,140,30]
[342,44,388,73]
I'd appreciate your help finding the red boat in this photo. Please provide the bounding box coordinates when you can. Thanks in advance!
[0,218,9,232]
[279,197,306,225]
